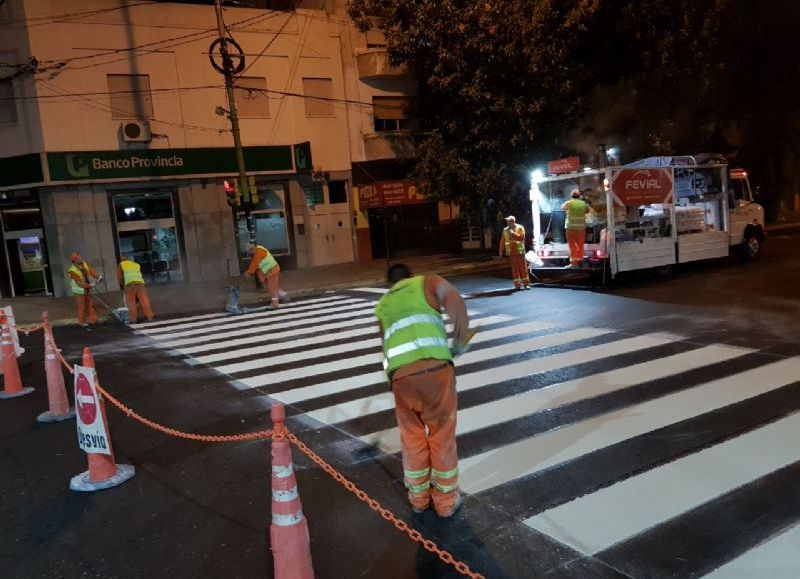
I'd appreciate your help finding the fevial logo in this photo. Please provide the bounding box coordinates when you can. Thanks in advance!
[611,168,673,206]
[65,154,90,178]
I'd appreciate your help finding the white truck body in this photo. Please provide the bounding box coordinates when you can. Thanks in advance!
[529,155,765,278]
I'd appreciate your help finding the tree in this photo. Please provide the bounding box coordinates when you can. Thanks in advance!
[349,0,604,222]
[350,0,800,221]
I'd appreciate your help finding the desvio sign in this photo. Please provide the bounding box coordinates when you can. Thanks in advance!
[611,168,674,206]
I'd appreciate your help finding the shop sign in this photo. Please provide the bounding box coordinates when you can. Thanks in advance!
[357,180,425,208]
[46,145,295,183]
[611,168,674,205]
[547,156,581,175]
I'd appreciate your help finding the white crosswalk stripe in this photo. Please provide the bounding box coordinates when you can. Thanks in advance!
[139,289,800,577]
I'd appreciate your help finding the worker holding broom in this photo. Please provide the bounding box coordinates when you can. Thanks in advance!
[67,252,99,328]
[117,255,154,323]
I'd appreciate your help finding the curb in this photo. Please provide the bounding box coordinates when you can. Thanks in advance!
[17,260,506,327]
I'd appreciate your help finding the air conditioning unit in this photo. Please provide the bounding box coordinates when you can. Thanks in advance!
[121,120,152,143]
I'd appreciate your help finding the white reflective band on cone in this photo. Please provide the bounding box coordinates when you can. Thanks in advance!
[272,464,294,478]
[272,509,304,526]
[272,486,299,502]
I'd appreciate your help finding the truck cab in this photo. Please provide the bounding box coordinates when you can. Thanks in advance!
[727,168,765,259]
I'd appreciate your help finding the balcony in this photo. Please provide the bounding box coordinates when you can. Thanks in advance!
[363,131,415,161]
[355,48,409,80]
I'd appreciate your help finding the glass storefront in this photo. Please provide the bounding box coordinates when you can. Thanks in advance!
[236,184,290,267]
[113,191,183,283]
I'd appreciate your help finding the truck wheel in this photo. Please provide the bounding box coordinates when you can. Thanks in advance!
[742,235,761,261]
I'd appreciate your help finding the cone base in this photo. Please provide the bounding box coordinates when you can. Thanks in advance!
[70,463,136,492]
[0,386,35,399]
[37,407,76,423]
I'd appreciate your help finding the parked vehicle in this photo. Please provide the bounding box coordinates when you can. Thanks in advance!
[528,153,765,283]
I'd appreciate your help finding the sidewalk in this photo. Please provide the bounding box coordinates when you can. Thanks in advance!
[5,252,503,326]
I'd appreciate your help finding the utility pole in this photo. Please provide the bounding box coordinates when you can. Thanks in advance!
[213,0,254,244]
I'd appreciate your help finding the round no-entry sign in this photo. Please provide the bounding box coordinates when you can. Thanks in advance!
[75,373,97,425]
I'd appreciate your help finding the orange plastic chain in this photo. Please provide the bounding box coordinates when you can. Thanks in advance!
[47,330,485,578]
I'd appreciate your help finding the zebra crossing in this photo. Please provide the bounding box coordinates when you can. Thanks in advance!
[132,290,800,578]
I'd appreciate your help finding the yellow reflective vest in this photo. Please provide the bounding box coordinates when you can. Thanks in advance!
[120,259,144,286]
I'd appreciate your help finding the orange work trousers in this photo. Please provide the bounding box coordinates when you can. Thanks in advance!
[566,228,586,266]
[391,361,459,516]
[257,265,281,307]
[124,282,154,323]
[509,252,530,288]
[74,293,98,324]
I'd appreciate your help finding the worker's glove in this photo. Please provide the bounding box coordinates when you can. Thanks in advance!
[451,340,471,358]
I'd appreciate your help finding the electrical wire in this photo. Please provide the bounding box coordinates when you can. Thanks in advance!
[237,11,295,76]
[37,9,280,70]
[36,78,229,133]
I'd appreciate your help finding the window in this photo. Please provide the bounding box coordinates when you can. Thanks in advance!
[302,78,334,117]
[234,76,269,118]
[0,78,17,124]
[365,29,387,49]
[328,180,347,204]
[372,96,414,132]
[107,74,153,119]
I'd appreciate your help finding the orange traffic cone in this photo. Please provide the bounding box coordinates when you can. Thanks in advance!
[37,312,75,422]
[270,404,314,579]
[69,347,135,491]
[0,317,33,399]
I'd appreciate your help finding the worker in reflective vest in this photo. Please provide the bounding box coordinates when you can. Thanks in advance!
[117,256,154,323]
[374,263,471,518]
[67,252,99,327]
[561,189,591,268]
[245,243,281,309]
[497,215,530,290]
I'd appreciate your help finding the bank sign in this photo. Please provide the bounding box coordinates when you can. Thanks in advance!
[46,145,298,183]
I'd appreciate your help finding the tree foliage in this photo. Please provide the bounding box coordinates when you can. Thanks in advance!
[349,0,800,219]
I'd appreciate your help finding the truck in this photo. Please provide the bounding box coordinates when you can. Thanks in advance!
[528,153,765,284]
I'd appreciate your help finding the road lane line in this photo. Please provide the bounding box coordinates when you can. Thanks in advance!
[296,332,670,424]
[524,407,800,555]
[457,357,800,495]
[215,314,518,375]
[367,344,754,454]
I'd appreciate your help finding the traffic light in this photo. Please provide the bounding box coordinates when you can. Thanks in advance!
[248,176,258,205]
[224,179,241,208]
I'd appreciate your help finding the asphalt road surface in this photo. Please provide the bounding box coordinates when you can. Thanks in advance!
[2,227,799,579]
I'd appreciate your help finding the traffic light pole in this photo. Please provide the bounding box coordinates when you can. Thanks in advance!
[213,0,254,245]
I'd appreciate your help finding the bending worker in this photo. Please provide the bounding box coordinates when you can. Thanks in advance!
[117,255,154,323]
[244,242,281,309]
[498,215,530,290]
[561,188,591,268]
[67,252,99,327]
[374,264,471,518]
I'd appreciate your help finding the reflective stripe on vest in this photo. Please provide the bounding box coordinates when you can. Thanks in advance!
[565,199,587,229]
[120,260,144,285]
[374,276,452,376]
[503,226,525,255]
[256,245,278,274]
[68,263,88,295]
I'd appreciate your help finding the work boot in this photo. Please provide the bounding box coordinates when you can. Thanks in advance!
[412,504,429,514]
[438,493,463,518]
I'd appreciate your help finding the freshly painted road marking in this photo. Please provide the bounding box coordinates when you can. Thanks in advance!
[352,287,388,294]
[367,344,754,454]
[215,314,515,375]
[147,298,367,339]
[702,523,800,579]
[301,333,671,425]
[458,357,800,494]
[157,304,376,348]
[524,409,800,554]
[136,295,352,334]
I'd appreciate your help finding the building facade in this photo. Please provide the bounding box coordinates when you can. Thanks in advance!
[0,0,460,298]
